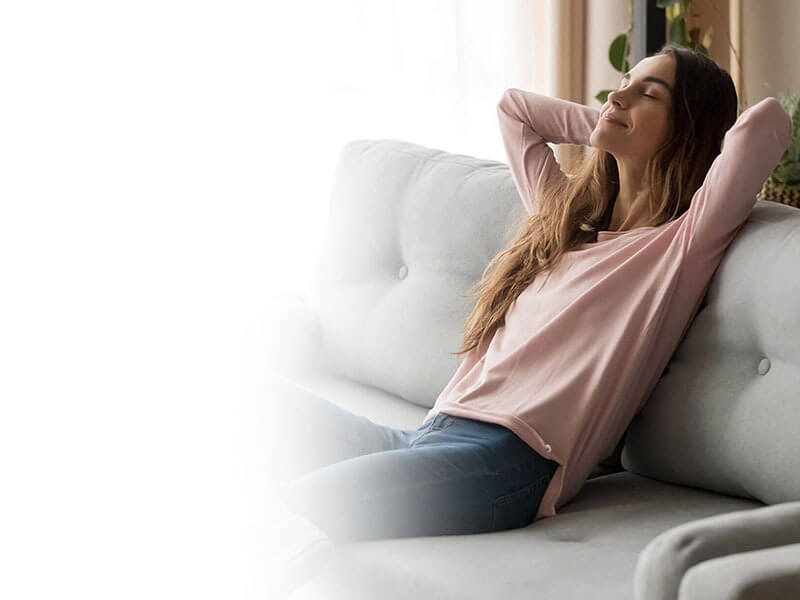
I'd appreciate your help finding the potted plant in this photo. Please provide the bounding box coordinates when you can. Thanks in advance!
[757,92,800,208]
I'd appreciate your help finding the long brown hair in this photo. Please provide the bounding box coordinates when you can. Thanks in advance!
[451,42,738,357]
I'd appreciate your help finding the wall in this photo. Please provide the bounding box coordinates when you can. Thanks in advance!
[739,0,799,107]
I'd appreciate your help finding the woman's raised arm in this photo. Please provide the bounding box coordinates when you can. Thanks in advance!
[682,96,792,261]
[496,88,600,216]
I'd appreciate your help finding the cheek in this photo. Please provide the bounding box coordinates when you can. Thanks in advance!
[657,109,672,133]
[642,112,671,142]
[659,118,672,143]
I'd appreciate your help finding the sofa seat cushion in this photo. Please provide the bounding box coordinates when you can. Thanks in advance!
[287,471,761,600]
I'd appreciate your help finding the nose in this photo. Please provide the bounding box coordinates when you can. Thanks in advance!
[607,89,625,108]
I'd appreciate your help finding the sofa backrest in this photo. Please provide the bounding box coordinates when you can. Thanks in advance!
[307,139,525,408]
[622,200,800,506]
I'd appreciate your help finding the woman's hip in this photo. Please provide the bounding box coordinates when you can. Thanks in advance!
[414,412,557,479]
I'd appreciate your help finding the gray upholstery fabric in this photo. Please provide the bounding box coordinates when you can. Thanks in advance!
[305,139,526,410]
[678,542,800,600]
[634,501,800,600]
[268,139,800,599]
[622,201,800,506]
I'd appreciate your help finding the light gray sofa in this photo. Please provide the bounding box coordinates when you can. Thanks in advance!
[266,138,800,600]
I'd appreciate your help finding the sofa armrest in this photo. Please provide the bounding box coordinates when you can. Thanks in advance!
[677,542,800,600]
[264,293,333,379]
[633,500,800,600]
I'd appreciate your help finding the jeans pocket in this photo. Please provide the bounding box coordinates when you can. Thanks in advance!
[491,474,551,532]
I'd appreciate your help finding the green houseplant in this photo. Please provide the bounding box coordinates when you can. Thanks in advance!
[757,92,800,208]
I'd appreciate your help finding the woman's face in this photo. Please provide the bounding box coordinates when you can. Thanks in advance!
[589,53,676,165]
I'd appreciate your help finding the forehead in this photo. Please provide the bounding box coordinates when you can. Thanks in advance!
[628,54,675,86]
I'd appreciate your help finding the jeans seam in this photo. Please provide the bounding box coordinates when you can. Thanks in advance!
[493,471,552,505]
[491,472,552,530]
[410,417,455,446]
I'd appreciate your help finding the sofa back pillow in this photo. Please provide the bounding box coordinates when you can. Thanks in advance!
[622,201,800,506]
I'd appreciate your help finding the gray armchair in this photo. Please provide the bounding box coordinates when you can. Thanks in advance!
[266,138,800,599]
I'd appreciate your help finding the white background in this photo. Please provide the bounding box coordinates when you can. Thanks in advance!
[0,1,534,597]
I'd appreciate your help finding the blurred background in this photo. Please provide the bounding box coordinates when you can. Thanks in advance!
[1,1,796,598]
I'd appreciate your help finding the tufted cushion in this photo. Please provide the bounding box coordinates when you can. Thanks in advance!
[306,139,527,410]
[622,200,800,504]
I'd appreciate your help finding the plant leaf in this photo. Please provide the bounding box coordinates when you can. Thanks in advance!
[775,163,800,185]
[595,90,612,104]
[609,34,629,72]
[669,16,686,44]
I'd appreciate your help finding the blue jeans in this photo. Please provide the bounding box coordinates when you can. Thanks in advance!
[267,374,558,544]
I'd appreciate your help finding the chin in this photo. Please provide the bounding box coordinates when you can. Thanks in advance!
[591,130,623,154]
[589,134,609,153]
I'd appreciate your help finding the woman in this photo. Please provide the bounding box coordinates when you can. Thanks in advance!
[268,42,792,558]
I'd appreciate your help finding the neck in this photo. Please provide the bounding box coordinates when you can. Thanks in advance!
[608,163,650,231]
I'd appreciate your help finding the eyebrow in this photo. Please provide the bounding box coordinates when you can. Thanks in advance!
[621,72,673,92]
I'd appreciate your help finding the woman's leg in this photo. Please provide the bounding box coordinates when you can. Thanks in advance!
[278,413,559,544]
[264,372,432,595]
[264,372,425,485]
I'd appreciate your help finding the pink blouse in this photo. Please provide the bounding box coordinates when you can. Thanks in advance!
[423,88,792,521]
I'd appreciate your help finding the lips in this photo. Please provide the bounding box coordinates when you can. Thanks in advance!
[602,112,628,128]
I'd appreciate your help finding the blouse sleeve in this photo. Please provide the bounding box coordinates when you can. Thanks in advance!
[496,88,600,216]
[683,96,793,261]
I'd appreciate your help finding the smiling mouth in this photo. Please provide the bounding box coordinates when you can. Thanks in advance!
[602,116,627,128]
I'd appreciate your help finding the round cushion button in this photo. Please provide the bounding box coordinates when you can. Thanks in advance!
[757,357,770,375]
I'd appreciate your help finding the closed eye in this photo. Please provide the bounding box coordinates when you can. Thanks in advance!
[617,84,658,99]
